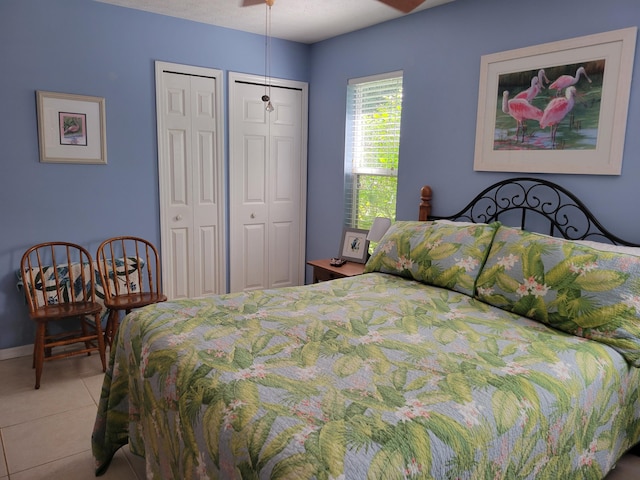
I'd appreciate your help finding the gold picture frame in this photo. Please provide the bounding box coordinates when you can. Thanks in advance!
[37,91,107,164]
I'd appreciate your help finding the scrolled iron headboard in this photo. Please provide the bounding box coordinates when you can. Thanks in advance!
[419,177,639,246]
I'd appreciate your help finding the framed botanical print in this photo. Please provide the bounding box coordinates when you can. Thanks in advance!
[340,228,369,263]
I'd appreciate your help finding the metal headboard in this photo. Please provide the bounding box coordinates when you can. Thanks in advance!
[419,177,639,246]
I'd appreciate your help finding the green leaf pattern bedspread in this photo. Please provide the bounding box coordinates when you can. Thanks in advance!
[92,273,640,479]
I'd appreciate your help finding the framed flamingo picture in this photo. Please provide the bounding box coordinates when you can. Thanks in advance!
[473,27,636,175]
[37,91,107,164]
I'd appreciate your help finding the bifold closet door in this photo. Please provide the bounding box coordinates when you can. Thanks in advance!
[156,62,226,299]
[229,73,308,293]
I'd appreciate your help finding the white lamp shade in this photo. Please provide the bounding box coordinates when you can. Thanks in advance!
[367,217,392,242]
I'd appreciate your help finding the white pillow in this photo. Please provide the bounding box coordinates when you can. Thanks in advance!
[574,239,640,257]
[433,219,484,227]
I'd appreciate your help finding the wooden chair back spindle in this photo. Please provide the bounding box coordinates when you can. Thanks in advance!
[96,236,167,346]
[19,241,106,389]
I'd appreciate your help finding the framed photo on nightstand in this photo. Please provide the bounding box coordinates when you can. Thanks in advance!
[339,228,369,264]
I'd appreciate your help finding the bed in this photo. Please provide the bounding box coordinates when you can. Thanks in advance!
[93,177,640,479]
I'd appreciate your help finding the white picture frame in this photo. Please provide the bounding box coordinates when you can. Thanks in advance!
[340,228,369,264]
[473,27,636,175]
[37,91,107,164]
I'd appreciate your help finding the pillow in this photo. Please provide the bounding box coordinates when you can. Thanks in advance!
[96,256,145,301]
[20,256,145,308]
[476,225,640,366]
[364,220,499,296]
[21,262,94,308]
[574,239,640,256]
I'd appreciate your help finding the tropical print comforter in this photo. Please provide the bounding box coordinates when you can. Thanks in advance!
[92,273,640,479]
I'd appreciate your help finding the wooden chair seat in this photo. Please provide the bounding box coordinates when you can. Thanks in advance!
[29,301,102,321]
[104,292,166,311]
[97,236,167,346]
[20,242,107,389]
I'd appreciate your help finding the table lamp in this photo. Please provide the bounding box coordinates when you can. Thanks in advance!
[367,217,392,243]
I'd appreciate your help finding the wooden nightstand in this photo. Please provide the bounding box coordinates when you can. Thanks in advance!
[307,259,366,283]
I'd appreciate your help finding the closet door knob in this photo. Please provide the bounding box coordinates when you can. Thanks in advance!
[175,214,182,221]
[250,213,256,219]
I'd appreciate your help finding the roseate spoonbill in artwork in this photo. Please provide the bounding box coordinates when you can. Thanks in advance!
[540,86,577,146]
[502,90,543,142]
[515,69,550,103]
[549,66,591,95]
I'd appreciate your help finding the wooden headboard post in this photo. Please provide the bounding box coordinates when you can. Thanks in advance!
[419,185,432,221]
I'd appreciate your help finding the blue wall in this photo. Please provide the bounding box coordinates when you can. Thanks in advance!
[1,0,639,351]
[307,0,640,264]
[0,0,309,350]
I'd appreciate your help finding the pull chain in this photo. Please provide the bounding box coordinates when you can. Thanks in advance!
[262,2,274,112]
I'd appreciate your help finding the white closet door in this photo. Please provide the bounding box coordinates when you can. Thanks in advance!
[229,73,308,293]
[156,62,226,299]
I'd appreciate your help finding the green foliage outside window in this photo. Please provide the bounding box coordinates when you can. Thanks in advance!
[355,175,398,230]
[349,78,402,231]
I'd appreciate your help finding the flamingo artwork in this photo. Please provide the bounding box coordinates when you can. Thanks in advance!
[515,69,550,103]
[540,86,577,146]
[549,66,591,95]
[502,90,543,142]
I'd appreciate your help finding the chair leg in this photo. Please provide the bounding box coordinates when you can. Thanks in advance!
[44,325,52,358]
[105,310,118,348]
[34,323,46,389]
[93,312,107,372]
[80,316,92,356]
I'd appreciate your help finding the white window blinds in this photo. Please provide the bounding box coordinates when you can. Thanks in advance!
[344,72,403,230]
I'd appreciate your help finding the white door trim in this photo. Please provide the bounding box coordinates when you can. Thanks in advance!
[155,61,227,297]
[228,72,308,291]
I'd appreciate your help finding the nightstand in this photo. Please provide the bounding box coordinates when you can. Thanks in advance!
[307,259,366,283]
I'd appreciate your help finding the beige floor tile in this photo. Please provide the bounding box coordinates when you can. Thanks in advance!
[0,377,95,428]
[123,446,146,479]
[606,453,640,479]
[0,433,6,477]
[3,404,97,474]
[82,372,108,405]
[0,355,36,394]
[10,448,138,480]
[0,353,106,396]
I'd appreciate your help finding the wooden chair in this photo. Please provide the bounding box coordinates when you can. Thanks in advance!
[96,236,167,346]
[20,242,107,389]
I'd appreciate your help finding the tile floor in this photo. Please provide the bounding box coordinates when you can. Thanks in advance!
[1,352,640,479]
[0,353,145,479]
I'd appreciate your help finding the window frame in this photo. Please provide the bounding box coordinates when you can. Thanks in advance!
[344,71,403,230]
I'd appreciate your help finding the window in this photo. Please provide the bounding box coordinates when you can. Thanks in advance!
[344,72,403,230]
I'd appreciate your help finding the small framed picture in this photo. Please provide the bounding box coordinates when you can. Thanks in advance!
[36,90,107,164]
[339,228,369,264]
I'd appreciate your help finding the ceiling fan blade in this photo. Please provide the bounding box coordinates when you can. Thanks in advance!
[378,0,427,14]
[241,0,265,6]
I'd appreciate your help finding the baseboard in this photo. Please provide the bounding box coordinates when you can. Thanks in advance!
[0,344,33,360]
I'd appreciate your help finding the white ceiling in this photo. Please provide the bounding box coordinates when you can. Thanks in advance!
[95,0,455,44]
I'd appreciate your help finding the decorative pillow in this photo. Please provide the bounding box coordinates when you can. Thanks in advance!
[20,256,145,308]
[96,256,145,300]
[21,262,95,308]
[364,220,499,296]
[476,225,640,366]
